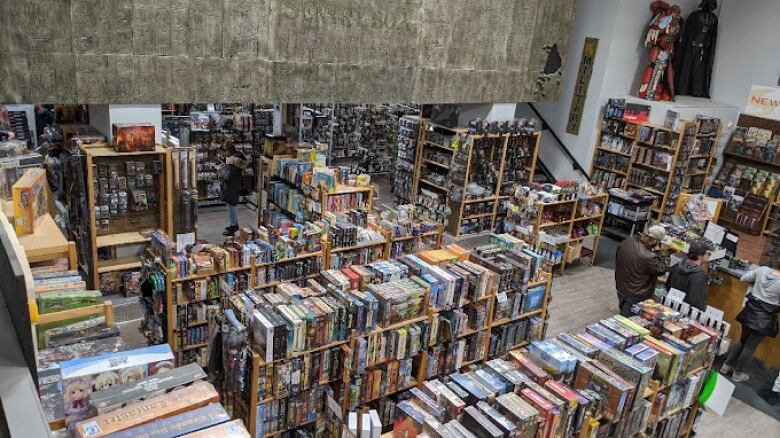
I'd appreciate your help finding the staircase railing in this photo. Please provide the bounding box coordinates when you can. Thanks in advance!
[527,103,590,180]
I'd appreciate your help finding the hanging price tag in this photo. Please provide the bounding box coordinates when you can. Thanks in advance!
[497,292,508,304]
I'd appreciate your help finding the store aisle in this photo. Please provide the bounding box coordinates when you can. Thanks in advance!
[548,264,780,434]
[198,204,258,243]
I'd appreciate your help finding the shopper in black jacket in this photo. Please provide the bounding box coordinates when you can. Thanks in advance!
[665,241,710,310]
[220,152,248,236]
[720,265,780,382]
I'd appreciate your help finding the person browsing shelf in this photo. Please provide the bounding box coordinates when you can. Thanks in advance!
[720,264,780,383]
[615,225,668,317]
[665,241,710,310]
[220,152,249,236]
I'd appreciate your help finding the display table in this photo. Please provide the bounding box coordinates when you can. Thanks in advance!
[710,263,780,367]
[15,214,77,269]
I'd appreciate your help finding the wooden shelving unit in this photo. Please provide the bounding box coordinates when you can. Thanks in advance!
[712,114,780,236]
[152,247,327,364]
[229,253,551,437]
[590,114,718,220]
[505,193,609,272]
[411,120,540,235]
[16,214,77,270]
[81,145,173,289]
[257,154,375,226]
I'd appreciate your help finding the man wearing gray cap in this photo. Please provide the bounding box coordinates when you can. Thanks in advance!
[614,225,668,316]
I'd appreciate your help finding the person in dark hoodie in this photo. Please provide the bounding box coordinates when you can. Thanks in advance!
[665,241,710,310]
[220,151,249,236]
[720,264,780,382]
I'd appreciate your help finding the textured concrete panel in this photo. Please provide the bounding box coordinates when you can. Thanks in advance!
[1,0,72,54]
[29,53,77,103]
[133,1,174,56]
[0,0,578,104]
[0,53,30,103]
[71,0,133,54]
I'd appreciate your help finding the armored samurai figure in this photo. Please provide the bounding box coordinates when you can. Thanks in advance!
[638,1,684,101]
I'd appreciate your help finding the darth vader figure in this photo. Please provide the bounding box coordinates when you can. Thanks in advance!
[674,0,718,98]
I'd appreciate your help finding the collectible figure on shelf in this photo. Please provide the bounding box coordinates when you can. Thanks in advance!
[674,0,719,98]
[638,1,683,101]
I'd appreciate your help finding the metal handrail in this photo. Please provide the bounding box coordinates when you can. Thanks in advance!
[527,103,590,179]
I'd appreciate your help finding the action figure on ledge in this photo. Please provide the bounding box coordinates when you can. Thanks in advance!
[638,1,683,101]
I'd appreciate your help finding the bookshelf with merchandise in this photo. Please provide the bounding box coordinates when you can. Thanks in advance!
[143,223,327,366]
[589,99,722,221]
[411,119,541,235]
[501,184,608,272]
[346,298,723,438]
[224,241,552,437]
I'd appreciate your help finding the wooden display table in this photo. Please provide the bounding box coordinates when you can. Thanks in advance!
[16,214,77,269]
[709,265,780,367]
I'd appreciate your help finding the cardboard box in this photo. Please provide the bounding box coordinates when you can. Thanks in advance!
[12,168,47,234]
[106,403,230,438]
[181,419,251,437]
[113,123,155,152]
[90,362,207,414]
[61,344,174,427]
[74,381,219,438]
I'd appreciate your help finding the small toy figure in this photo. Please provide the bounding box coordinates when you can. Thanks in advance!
[638,1,684,101]
[66,380,89,410]
[93,372,118,391]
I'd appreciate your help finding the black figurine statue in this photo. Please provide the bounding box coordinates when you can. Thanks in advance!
[673,0,718,98]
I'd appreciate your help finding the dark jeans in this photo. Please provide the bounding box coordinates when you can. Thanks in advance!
[618,296,642,317]
[725,327,766,371]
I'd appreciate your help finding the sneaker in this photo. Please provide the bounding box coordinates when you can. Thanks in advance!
[223,225,238,236]
[719,364,733,375]
[757,388,780,406]
[731,371,750,383]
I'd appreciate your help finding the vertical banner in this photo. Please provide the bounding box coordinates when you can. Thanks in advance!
[566,37,599,135]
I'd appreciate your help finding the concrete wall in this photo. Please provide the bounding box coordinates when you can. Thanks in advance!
[0,0,578,104]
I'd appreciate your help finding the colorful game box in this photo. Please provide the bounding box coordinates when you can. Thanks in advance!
[60,344,174,427]
[12,167,47,234]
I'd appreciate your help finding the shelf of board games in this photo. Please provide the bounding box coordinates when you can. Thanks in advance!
[81,145,174,290]
[256,152,375,226]
[590,111,722,220]
[504,193,608,273]
[224,247,551,437]
[370,298,717,438]
[707,114,780,236]
[148,244,330,363]
[411,120,541,233]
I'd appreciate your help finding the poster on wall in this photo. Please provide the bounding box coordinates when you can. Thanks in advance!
[566,37,599,135]
[744,85,780,121]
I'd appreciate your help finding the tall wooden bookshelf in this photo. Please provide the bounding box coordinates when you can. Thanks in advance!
[412,120,541,235]
[231,264,551,438]
[505,193,608,272]
[589,116,719,220]
[82,145,173,289]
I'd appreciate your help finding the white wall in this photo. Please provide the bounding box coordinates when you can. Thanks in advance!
[532,0,731,180]
[710,0,780,109]
[532,0,621,180]
[89,104,162,143]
